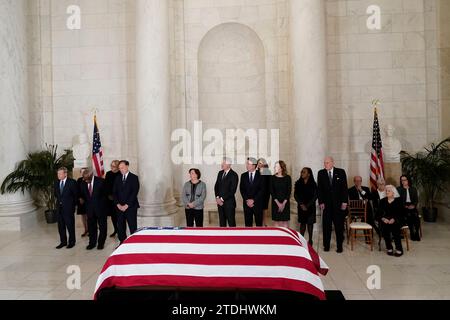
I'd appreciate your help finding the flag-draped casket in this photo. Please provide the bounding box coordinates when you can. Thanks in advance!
[94,227,329,300]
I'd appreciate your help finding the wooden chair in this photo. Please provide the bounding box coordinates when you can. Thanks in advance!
[347,200,373,251]
[401,225,410,251]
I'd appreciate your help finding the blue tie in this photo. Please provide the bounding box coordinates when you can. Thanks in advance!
[60,180,65,193]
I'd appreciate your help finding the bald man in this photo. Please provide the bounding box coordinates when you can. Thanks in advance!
[317,157,349,253]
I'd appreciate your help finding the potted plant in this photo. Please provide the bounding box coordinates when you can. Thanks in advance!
[0,144,74,224]
[400,137,450,222]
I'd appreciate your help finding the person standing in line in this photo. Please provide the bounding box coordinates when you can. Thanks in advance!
[270,161,292,228]
[80,169,108,250]
[240,158,264,227]
[55,167,78,249]
[113,160,140,244]
[317,157,349,253]
[182,168,207,227]
[294,167,318,246]
[214,157,239,227]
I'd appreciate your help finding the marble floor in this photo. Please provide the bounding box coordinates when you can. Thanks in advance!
[1,208,450,300]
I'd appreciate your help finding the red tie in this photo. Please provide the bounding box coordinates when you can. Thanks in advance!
[88,183,93,197]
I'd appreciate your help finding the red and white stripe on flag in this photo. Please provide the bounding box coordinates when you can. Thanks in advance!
[94,227,329,300]
[370,108,385,191]
[92,115,105,177]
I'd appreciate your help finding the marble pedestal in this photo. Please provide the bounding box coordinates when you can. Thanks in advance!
[384,162,402,186]
[0,200,39,231]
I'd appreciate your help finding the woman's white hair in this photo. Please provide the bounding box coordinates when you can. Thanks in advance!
[385,184,400,198]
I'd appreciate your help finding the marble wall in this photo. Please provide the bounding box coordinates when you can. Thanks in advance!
[30,0,138,171]
[325,0,442,185]
[439,0,450,138]
[21,0,449,201]
[170,0,290,205]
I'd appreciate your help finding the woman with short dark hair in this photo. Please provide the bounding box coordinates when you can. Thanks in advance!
[182,168,207,227]
[294,167,317,245]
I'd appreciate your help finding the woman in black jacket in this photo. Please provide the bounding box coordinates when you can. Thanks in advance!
[379,185,404,257]
[294,167,317,245]
[397,175,421,241]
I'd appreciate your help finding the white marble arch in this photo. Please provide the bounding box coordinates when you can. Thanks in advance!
[194,22,268,207]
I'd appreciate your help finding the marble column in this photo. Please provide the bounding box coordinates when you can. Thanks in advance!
[290,0,328,178]
[0,0,37,230]
[135,0,179,226]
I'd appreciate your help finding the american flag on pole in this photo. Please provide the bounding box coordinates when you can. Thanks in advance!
[370,107,385,191]
[92,115,105,177]
[94,227,329,300]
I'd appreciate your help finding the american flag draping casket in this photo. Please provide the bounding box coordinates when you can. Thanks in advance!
[94,227,329,300]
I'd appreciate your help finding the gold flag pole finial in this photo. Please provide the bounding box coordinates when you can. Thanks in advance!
[372,99,380,113]
[92,107,99,120]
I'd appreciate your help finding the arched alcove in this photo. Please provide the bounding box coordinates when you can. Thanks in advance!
[197,23,267,206]
[198,22,266,151]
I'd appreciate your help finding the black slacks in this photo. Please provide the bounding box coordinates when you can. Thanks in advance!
[185,209,204,227]
[88,213,108,247]
[243,205,263,227]
[218,203,236,227]
[117,208,138,243]
[382,222,403,252]
[322,206,345,250]
[57,207,76,246]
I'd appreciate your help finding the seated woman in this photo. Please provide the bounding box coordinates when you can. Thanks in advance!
[379,185,404,257]
[397,175,421,241]
[182,168,207,227]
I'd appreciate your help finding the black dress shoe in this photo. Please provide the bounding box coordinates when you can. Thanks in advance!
[394,250,403,257]
[67,244,75,249]
[97,244,104,250]
[86,245,95,250]
[336,248,343,253]
[56,244,67,249]
[323,247,330,252]
[110,232,117,238]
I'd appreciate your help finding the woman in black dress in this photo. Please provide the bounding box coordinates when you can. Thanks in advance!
[294,167,317,245]
[270,161,291,228]
[77,168,88,237]
[257,158,272,227]
[397,175,421,241]
[379,185,404,257]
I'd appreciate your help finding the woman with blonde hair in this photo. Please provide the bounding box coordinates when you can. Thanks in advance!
[270,161,291,228]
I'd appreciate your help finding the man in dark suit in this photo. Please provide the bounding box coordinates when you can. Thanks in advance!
[214,157,239,227]
[348,176,371,201]
[113,160,140,244]
[240,157,264,227]
[348,176,374,225]
[80,169,108,250]
[317,157,349,253]
[105,160,121,237]
[54,167,78,249]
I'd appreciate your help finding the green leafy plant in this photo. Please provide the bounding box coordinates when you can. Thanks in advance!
[0,144,74,212]
[400,137,450,212]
